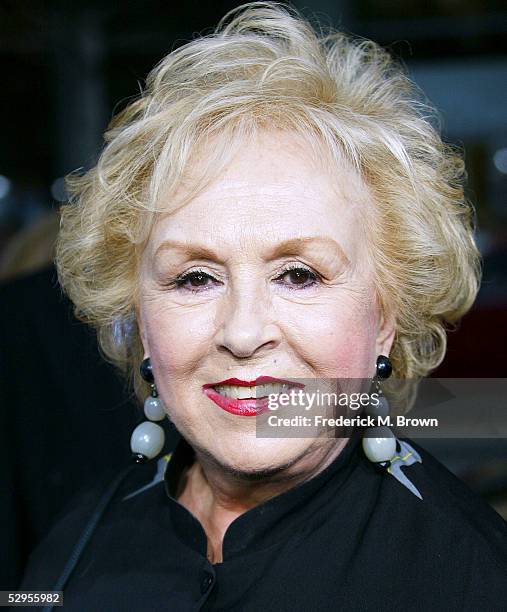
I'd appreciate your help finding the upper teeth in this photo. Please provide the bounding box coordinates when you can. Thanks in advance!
[214,383,292,399]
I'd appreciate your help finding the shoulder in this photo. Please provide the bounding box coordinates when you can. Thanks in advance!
[393,439,507,568]
[19,452,173,590]
[350,438,507,607]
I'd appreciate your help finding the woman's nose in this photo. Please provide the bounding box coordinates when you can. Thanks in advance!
[217,280,281,359]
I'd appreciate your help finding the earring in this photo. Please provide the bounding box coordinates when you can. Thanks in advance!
[361,356,424,499]
[130,357,166,464]
[362,355,397,465]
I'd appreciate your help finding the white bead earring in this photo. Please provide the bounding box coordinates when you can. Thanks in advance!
[362,355,424,500]
[130,357,166,463]
[362,355,397,465]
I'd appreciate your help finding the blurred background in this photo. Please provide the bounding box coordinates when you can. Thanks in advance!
[0,0,506,577]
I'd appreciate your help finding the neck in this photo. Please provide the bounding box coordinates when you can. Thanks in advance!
[175,437,349,563]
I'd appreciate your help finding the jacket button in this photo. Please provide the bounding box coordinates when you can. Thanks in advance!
[200,573,214,594]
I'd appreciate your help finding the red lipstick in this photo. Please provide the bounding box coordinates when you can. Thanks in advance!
[202,376,305,417]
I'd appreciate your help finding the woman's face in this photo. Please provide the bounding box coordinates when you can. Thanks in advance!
[138,130,394,474]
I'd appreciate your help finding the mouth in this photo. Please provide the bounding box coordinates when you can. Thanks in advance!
[202,376,305,416]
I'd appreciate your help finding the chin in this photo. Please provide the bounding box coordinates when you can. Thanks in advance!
[194,432,320,479]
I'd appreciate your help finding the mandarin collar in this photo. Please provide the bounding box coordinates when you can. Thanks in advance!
[163,430,363,561]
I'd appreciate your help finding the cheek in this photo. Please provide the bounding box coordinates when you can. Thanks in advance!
[142,301,215,379]
[278,296,378,378]
[327,314,377,378]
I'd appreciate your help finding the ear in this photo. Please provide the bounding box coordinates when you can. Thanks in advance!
[135,304,150,359]
[375,307,396,358]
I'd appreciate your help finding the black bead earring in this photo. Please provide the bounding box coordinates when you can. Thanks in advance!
[363,354,424,499]
[362,354,396,464]
[376,354,392,379]
[140,356,154,383]
[130,357,166,464]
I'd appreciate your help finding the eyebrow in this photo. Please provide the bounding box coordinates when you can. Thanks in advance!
[154,240,225,263]
[264,237,350,266]
[153,236,350,266]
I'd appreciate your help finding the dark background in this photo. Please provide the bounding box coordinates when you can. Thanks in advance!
[0,0,506,518]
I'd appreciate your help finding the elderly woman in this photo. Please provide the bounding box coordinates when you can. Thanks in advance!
[21,2,506,610]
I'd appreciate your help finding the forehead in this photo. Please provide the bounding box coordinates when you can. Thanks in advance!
[147,130,372,263]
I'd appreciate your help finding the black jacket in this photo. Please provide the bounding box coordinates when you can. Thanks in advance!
[20,430,507,611]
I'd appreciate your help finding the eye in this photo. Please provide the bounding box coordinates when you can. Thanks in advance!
[167,264,320,293]
[173,269,218,292]
[274,265,320,290]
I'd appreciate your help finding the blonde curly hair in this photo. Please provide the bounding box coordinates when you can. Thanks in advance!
[56,1,481,405]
